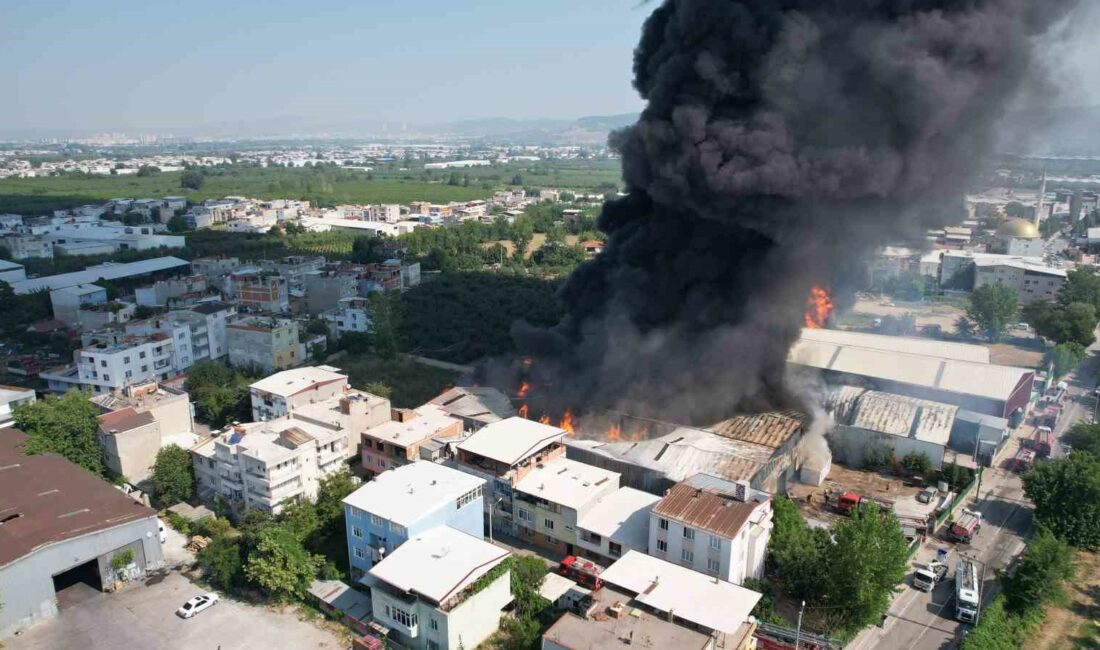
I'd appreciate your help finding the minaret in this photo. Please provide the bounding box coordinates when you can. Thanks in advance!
[1034,168,1047,227]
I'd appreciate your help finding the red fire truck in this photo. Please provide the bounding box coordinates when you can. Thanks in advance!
[558,556,604,590]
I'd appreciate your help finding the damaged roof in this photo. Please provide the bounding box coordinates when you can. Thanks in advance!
[706,411,805,449]
[831,387,957,445]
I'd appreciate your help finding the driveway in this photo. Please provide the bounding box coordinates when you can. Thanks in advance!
[6,571,345,650]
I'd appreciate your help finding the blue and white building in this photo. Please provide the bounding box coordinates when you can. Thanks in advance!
[343,461,485,581]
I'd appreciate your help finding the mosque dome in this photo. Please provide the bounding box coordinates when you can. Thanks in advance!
[997,218,1040,239]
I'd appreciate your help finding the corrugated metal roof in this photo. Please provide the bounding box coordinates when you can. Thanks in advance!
[707,411,804,449]
[11,256,190,294]
[652,478,768,539]
[846,391,957,445]
[797,328,991,363]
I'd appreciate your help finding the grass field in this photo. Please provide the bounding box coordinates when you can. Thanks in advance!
[0,159,624,215]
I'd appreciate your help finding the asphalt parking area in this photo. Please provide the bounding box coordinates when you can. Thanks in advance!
[6,571,345,650]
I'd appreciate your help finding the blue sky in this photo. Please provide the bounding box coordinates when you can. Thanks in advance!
[1,0,651,135]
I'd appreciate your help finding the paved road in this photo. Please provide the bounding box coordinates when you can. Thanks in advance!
[850,336,1100,650]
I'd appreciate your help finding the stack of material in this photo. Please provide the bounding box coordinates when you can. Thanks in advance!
[187,535,211,552]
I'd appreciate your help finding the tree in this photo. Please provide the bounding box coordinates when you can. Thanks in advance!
[363,381,392,399]
[314,468,359,530]
[768,497,832,599]
[900,452,933,477]
[151,444,194,506]
[180,169,205,190]
[197,535,243,590]
[244,525,321,601]
[966,283,1018,341]
[1025,301,1097,347]
[166,214,189,234]
[1002,528,1074,615]
[954,315,977,339]
[1043,342,1086,379]
[1023,452,1100,549]
[822,504,909,633]
[136,165,161,177]
[367,291,402,360]
[1004,202,1029,219]
[184,361,254,427]
[14,390,104,476]
[134,305,157,319]
[1062,422,1100,456]
[1060,269,1100,314]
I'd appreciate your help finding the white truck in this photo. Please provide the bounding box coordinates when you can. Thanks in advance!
[955,558,980,623]
[913,548,951,592]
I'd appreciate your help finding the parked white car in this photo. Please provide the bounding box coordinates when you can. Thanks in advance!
[176,593,219,618]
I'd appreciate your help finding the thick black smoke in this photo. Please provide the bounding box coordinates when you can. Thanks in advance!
[511,0,1080,426]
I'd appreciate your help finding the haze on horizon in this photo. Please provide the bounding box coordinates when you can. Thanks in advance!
[1,0,650,138]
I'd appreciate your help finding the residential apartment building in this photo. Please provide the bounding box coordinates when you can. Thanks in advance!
[226,316,300,372]
[75,333,176,394]
[343,461,485,579]
[511,457,620,556]
[49,284,109,329]
[93,382,196,483]
[229,272,289,313]
[304,270,360,315]
[191,416,353,515]
[361,405,464,477]
[133,275,209,307]
[649,474,773,585]
[575,487,661,566]
[322,296,371,335]
[973,257,1066,303]
[364,527,512,650]
[249,365,349,421]
[453,417,566,538]
[0,385,35,428]
[124,316,197,374]
[1,235,53,259]
[176,301,236,360]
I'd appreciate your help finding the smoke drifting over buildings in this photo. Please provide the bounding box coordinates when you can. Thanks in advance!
[512,0,1081,425]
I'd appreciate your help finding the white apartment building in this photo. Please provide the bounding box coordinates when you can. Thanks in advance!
[249,365,350,421]
[0,385,36,428]
[192,416,353,515]
[364,526,513,650]
[176,301,236,360]
[648,474,773,585]
[321,296,371,335]
[511,457,620,557]
[76,334,176,394]
[575,487,661,566]
[124,317,196,373]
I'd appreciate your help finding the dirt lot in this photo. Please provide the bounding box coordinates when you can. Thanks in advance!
[1032,550,1100,650]
[787,463,934,527]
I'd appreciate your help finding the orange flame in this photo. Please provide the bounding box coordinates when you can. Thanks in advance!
[517,381,530,398]
[518,404,529,419]
[629,425,650,442]
[538,414,551,425]
[607,423,622,441]
[804,286,834,329]
[560,411,575,436]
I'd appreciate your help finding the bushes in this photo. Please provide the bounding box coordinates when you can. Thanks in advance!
[960,596,1044,650]
[863,441,896,470]
[900,452,933,477]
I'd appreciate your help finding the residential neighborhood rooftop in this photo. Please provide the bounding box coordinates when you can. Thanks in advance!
[249,365,346,397]
[366,526,509,606]
[342,461,485,527]
[652,474,770,540]
[513,457,619,510]
[362,405,460,445]
[576,487,660,549]
[542,587,716,650]
[456,416,565,466]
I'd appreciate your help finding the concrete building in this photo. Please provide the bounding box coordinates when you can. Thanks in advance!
[0,385,35,428]
[249,365,349,421]
[363,526,512,650]
[598,550,760,644]
[343,461,485,579]
[49,283,109,329]
[649,474,772,585]
[92,382,196,483]
[454,417,567,537]
[75,332,176,394]
[512,457,620,556]
[305,270,361,315]
[229,272,289,313]
[176,301,236,361]
[191,256,240,279]
[48,224,185,254]
[973,257,1066,303]
[361,405,464,477]
[226,316,300,372]
[322,296,371,335]
[0,429,164,639]
[575,487,660,566]
[1,235,53,260]
[788,327,1034,420]
[134,275,209,307]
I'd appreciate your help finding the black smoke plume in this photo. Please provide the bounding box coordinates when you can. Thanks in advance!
[510,0,1081,426]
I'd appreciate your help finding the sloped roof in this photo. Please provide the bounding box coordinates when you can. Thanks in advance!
[652,475,770,540]
[707,411,804,449]
[457,417,564,465]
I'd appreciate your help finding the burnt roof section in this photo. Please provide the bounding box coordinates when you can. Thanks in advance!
[97,407,156,433]
[0,428,157,567]
[189,301,233,315]
[652,476,768,539]
[706,411,805,449]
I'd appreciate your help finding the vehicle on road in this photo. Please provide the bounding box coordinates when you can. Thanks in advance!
[176,593,219,618]
[913,549,951,591]
[1031,427,1054,458]
[917,486,939,504]
[948,510,983,544]
[955,559,980,623]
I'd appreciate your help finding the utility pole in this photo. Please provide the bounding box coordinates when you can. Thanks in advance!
[794,600,805,650]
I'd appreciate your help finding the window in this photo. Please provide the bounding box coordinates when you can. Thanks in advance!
[429,618,439,631]
[608,542,622,557]
[370,514,385,527]
[456,484,483,509]
[100,360,107,368]
[658,518,669,531]
[389,605,417,628]
[139,351,146,359]
[683,527,695,540]
[378,459,387,468]
[102,374,110,381]
[710,536,721,550]
[374,440,384,451]
[656,539,667,553]
[427,642,440,650]
[125,370,132,379]
[352,526,363,539]
[681,549,694,563]
[354,547,365,560]
[391,523,406,536]
[707,558,721,573]
[141,365,148,372]
[544,518,555,530]
[517,508,532,522]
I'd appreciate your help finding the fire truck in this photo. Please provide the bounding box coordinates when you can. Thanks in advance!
[948,510,983,544]
[557,556,604,590]
[833,491,894,516]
